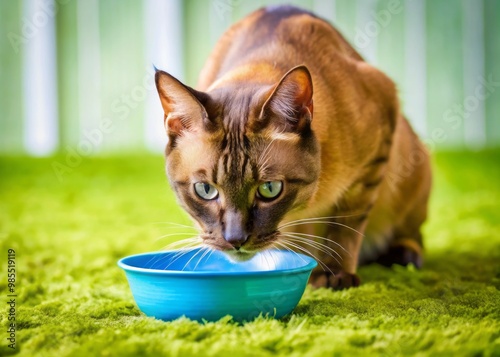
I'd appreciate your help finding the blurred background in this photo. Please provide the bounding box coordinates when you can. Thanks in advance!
[1,0,499,157]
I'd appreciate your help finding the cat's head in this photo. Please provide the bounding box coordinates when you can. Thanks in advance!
[155,65,320,260]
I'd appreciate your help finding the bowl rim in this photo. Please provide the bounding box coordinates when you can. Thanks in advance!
[117,249,318,277]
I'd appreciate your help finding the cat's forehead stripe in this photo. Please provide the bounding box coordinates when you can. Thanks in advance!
[211,161,218,185]
[217,127,253,187]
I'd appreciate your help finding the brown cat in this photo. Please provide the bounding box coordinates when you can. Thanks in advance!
[155,5,431,289]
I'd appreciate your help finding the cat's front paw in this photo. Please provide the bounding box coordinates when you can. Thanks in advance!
[309,271,361,290]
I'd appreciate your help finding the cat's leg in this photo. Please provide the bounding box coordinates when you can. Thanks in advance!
[373,124,431,269]
[281,209,366,289]
[308,151,394,288]
[308,211,370,289]
[376,236,423,268]
[308,131,395,289]
[376,193,428,268]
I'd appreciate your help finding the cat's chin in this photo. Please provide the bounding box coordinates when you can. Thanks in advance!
[224,250,257,262]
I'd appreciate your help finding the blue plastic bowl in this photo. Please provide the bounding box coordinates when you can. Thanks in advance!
[118,248,317,322]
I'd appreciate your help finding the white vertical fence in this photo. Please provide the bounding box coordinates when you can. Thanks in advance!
[403,0,426,137]
[3,0,498,156]
[462,0,486,149]
[144,0,183,152]
[76,0,102,150]
[22,0,59,155]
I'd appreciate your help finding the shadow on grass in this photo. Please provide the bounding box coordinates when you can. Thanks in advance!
[291,246,500,321]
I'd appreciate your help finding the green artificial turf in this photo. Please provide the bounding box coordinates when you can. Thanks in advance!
[1,150,499,357]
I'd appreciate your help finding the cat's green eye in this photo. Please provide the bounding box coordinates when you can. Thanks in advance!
[194,182,218,200]
[257,181,283,200]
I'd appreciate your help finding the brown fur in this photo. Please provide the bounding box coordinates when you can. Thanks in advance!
[155,6,431,289]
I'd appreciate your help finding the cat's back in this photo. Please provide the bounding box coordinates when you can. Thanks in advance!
[197,5,363,90]
[250,5,363,59]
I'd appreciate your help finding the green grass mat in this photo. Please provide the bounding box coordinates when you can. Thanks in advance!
[1,150,499,356]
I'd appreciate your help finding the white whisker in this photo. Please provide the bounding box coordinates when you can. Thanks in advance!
[279,240,335,276]
[165,246,202,269]
[181,246,207,271]
[280,232,350,256]
[280,235,342,266]
[154,232,199,243]
[280,233,342,258]
[278,214,364,228]
[205,247,216,262]
[267,249,279,269]
[261,249,272,269]
[161,237,201,250]
[273,241,307,266]
[150,222,198,230]
[280,220,364,237]
[193,246,212,271]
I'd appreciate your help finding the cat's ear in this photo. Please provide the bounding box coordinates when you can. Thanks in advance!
[155,70,212,138]
[258,65,313,133]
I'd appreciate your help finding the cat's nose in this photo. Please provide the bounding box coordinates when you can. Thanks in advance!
[225,234,249,249]
[224,227,249,249]
[223,210,248,249]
